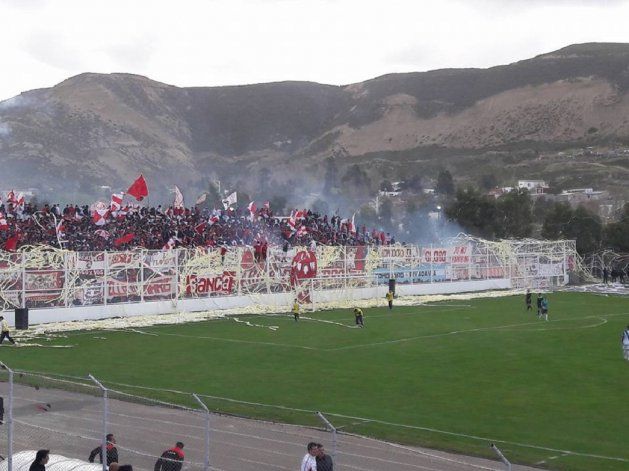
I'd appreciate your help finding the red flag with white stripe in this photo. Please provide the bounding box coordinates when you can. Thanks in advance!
[92,209,109,226]
[0,213,8,231]
[110,193,124,212]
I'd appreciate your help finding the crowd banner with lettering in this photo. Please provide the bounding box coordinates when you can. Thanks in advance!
[0,238,576,310]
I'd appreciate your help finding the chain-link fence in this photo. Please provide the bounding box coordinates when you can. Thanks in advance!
[0,365,548,471]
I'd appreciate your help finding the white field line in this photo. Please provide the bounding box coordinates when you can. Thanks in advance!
[327,312,629,351]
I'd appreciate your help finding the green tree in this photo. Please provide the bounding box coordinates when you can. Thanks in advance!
[436,170,455,195]
[480,173,498,190]
[445,187,497,238]
[565,205,602,254]
[541,202,573,239]
[604,203,629,252]
[495,189,533,238]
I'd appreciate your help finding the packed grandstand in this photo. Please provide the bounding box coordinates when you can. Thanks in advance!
[0,201,395,252]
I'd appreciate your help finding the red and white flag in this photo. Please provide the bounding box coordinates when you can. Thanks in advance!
[127,174,149,201]
[221,191,237,209]
[194,222,207,234]
[6,190,16,204]
[55,219,65,237]
[173,186,185,209]
[92,209,109,226]
[208,215,220,225]
[247,201,257,221]
[349,213,356,234]
[110,192,124,212]
[263,201,270,209]
[0,213,8,231]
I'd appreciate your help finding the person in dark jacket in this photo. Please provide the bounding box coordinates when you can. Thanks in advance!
[29,449,49,471]
[154,442,184,471]
[316,444,333,471]
[89,433,119,466]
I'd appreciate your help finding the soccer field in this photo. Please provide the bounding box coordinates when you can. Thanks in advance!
[2,292,629,470]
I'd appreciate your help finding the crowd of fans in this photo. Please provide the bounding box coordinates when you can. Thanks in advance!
[0,201,396,252]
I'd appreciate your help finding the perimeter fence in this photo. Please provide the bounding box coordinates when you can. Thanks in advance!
[1,366,625,471]
[0,366,519,471]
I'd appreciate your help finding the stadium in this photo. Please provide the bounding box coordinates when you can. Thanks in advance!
[3,3,629,470]
[2,221,627,471]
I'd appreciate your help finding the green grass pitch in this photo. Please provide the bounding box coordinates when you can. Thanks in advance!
[2,292,629,470]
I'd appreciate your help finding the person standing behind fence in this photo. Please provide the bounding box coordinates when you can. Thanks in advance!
[301,442,318,471]
[89,433,119,466]
[0,316,16,345]
[621,325,629,361]
[154,442,184,471]
[29,449,49,471]
[316,444,333,471]
[525,289,532,311]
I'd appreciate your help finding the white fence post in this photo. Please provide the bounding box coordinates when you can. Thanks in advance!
[316,412,338,467]
[88,374,109,471]
[193,394,211,471]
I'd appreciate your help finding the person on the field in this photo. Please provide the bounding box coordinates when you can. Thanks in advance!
[603,267,609,284]
[292,300,300,322]
[621,325,629,361]
[386,290,394,310]
[154,442,184,471]
[88,433,118,466]
[354,308,364,327]
[0,316,16,345]
[300,442,318,471]
[536,293,543,318]
[525,289,532,311]
[540,297,549,321]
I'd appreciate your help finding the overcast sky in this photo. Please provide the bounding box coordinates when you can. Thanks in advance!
[2,0,629,101]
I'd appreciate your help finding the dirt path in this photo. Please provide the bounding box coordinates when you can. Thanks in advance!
[0,384,538,471]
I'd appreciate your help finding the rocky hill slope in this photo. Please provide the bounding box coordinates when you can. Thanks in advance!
[2,43,629,201]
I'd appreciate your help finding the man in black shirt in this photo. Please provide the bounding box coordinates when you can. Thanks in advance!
[29,449,49,471]
[154,442,185,471]
[89,433,119,466]
[316,444,333,471]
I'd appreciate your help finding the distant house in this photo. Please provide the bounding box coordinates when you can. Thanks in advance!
[517,180,549,195]
[379,190,401,197]
[422,188,435,195]
[556,188,607,203]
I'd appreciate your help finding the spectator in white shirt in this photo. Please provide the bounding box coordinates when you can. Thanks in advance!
[301,442,318,471]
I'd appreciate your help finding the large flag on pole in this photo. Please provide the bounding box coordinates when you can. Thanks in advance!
[173,186,185,209]
[127,175,149,201]
[222,191,237,209]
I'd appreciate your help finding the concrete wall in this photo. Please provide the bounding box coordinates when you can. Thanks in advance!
[12,278,511,327]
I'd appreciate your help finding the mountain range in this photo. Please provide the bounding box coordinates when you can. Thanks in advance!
[2,42,629,203]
